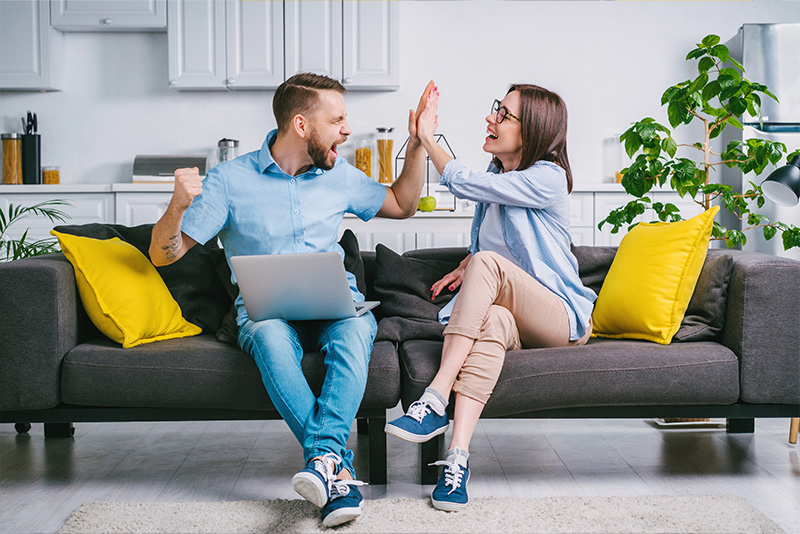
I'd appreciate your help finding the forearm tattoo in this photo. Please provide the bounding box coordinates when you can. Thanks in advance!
[161,233,181,261]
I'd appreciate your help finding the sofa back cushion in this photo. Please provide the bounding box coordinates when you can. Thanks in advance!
[54,223,232,335]
[572,244,733,343]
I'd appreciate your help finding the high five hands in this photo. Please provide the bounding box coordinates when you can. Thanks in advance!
[408,80,438,143]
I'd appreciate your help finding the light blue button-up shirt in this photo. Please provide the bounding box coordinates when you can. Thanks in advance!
[440,159,596,341]
[181,129,387,325]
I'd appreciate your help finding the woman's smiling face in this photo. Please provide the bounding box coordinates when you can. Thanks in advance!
[483,90,524,171]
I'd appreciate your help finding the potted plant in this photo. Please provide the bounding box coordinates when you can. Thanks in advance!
[0,199,71,261]
[599,34,800,251]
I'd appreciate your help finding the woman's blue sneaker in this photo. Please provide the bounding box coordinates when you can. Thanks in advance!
[384,400,449,443]
[430,449,470,512]
[321,479,366,528]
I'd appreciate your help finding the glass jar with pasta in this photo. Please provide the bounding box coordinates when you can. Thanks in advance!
[354,136,373,178]
[376,127,394,184]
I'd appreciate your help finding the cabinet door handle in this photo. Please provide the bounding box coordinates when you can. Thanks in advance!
[227,78,236,85]
[169,79,178,86]
[101,17,113,25]
[343,77,352,84]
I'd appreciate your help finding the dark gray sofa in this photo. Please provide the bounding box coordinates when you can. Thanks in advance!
[0,225,398,485]
[1,230,798,486]
[374,246,800,483]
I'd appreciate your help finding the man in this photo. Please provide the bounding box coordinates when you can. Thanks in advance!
[150,73,433,528]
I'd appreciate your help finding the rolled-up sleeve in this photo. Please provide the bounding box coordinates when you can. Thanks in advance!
[440,159,566,208]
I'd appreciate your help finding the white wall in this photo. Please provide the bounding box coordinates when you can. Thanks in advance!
[1,1,799,185]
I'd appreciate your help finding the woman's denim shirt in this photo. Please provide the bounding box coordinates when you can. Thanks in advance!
[440,159,597,340]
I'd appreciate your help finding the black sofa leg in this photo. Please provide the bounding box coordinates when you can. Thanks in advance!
[726,418,755,433]
[421,434,445,485]
[367,417,387,485]
[44,422,75,438]
[357,418,369,436]
[15,422,31,434]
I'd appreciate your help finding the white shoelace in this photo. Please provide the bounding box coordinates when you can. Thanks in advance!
[429,447,468,495]
[406,400,433,423]
[312,452,342,494]
[329,479,367,500]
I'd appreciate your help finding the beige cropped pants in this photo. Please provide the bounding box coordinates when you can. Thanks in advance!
[443,250,591,404]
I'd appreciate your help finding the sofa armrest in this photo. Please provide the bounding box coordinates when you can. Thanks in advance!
[0,254,82,411]
[723,250,800,404]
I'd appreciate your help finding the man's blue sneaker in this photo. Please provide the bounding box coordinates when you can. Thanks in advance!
[384,400,449,443]
[430,448,470,512]
[292,453,340,508]
[321,479,366,528]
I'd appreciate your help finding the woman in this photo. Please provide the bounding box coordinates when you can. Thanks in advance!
[385,84,597,511]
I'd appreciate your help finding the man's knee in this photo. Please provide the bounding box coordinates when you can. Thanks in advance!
[238,318,301,361]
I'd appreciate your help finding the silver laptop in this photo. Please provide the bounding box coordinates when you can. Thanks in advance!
[229,252,379,322]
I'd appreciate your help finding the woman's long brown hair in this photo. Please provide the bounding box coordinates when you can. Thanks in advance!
[492,84,573,193]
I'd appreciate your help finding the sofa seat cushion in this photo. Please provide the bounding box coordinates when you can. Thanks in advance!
[399,339,740,417]
[61,335,400,411]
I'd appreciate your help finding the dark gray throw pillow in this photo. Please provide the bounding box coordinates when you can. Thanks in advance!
[372,244,461,321]
[673,252,733,343]
[571,244,617,295]
[53,223,231,334]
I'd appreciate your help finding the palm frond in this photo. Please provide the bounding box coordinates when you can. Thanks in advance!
[0,200,72,262]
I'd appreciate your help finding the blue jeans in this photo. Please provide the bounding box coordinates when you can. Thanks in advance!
[238,313,376,477]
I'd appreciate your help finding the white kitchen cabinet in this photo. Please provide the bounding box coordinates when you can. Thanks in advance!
[0,188,114,242]
[341,0,398,90]
[168,0,398,91]
[284,0,341,81]
[168,0,227,89]
[50,0,166,31]
[0,0,63,91]
[225,0,283,89]
[116,192,172,227]
[168,0,283,90]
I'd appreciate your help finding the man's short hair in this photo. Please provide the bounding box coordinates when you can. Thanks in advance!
[273,73,346,132]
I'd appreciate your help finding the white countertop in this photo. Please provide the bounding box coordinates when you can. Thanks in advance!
[1,182,626,194]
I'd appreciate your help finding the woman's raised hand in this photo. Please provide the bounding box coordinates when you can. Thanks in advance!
[408,80,435,142]
[416,84,439,143]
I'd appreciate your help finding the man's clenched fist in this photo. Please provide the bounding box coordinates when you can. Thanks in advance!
[172,167,203,210]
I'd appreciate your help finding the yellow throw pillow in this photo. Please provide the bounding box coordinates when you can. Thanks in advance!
[52,231,201,348]
[591,206,719,345]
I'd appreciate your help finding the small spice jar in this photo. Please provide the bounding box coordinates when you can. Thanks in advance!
[42,166,60,184]
[2,133,23,185]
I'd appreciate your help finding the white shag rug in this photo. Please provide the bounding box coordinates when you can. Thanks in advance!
[58,495,783,533]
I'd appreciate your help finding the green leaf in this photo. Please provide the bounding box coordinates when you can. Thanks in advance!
[709,44,729,63]
[686,48,706,61]
[697,56,715,74]
[623,130,642,158]
[763,225,777,241]
[782,226,800,250]
[702,80,721,101]
[702,34,721,47]
[667,101,686,128]
[724,115,743,130]
[728,56,745,72]
[662,137,678,158]
[727,97,747,115]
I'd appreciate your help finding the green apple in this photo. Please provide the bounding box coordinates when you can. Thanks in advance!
[418,196,437,212]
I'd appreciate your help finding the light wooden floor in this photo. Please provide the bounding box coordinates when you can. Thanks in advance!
[1,408,799,533]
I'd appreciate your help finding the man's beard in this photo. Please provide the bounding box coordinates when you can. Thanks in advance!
[308,127,336,171]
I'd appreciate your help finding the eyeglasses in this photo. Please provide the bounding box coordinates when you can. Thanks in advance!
[492,99,521,124]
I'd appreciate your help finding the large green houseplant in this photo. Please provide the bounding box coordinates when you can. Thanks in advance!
[600,34,800,251]
[0,200,71,261]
